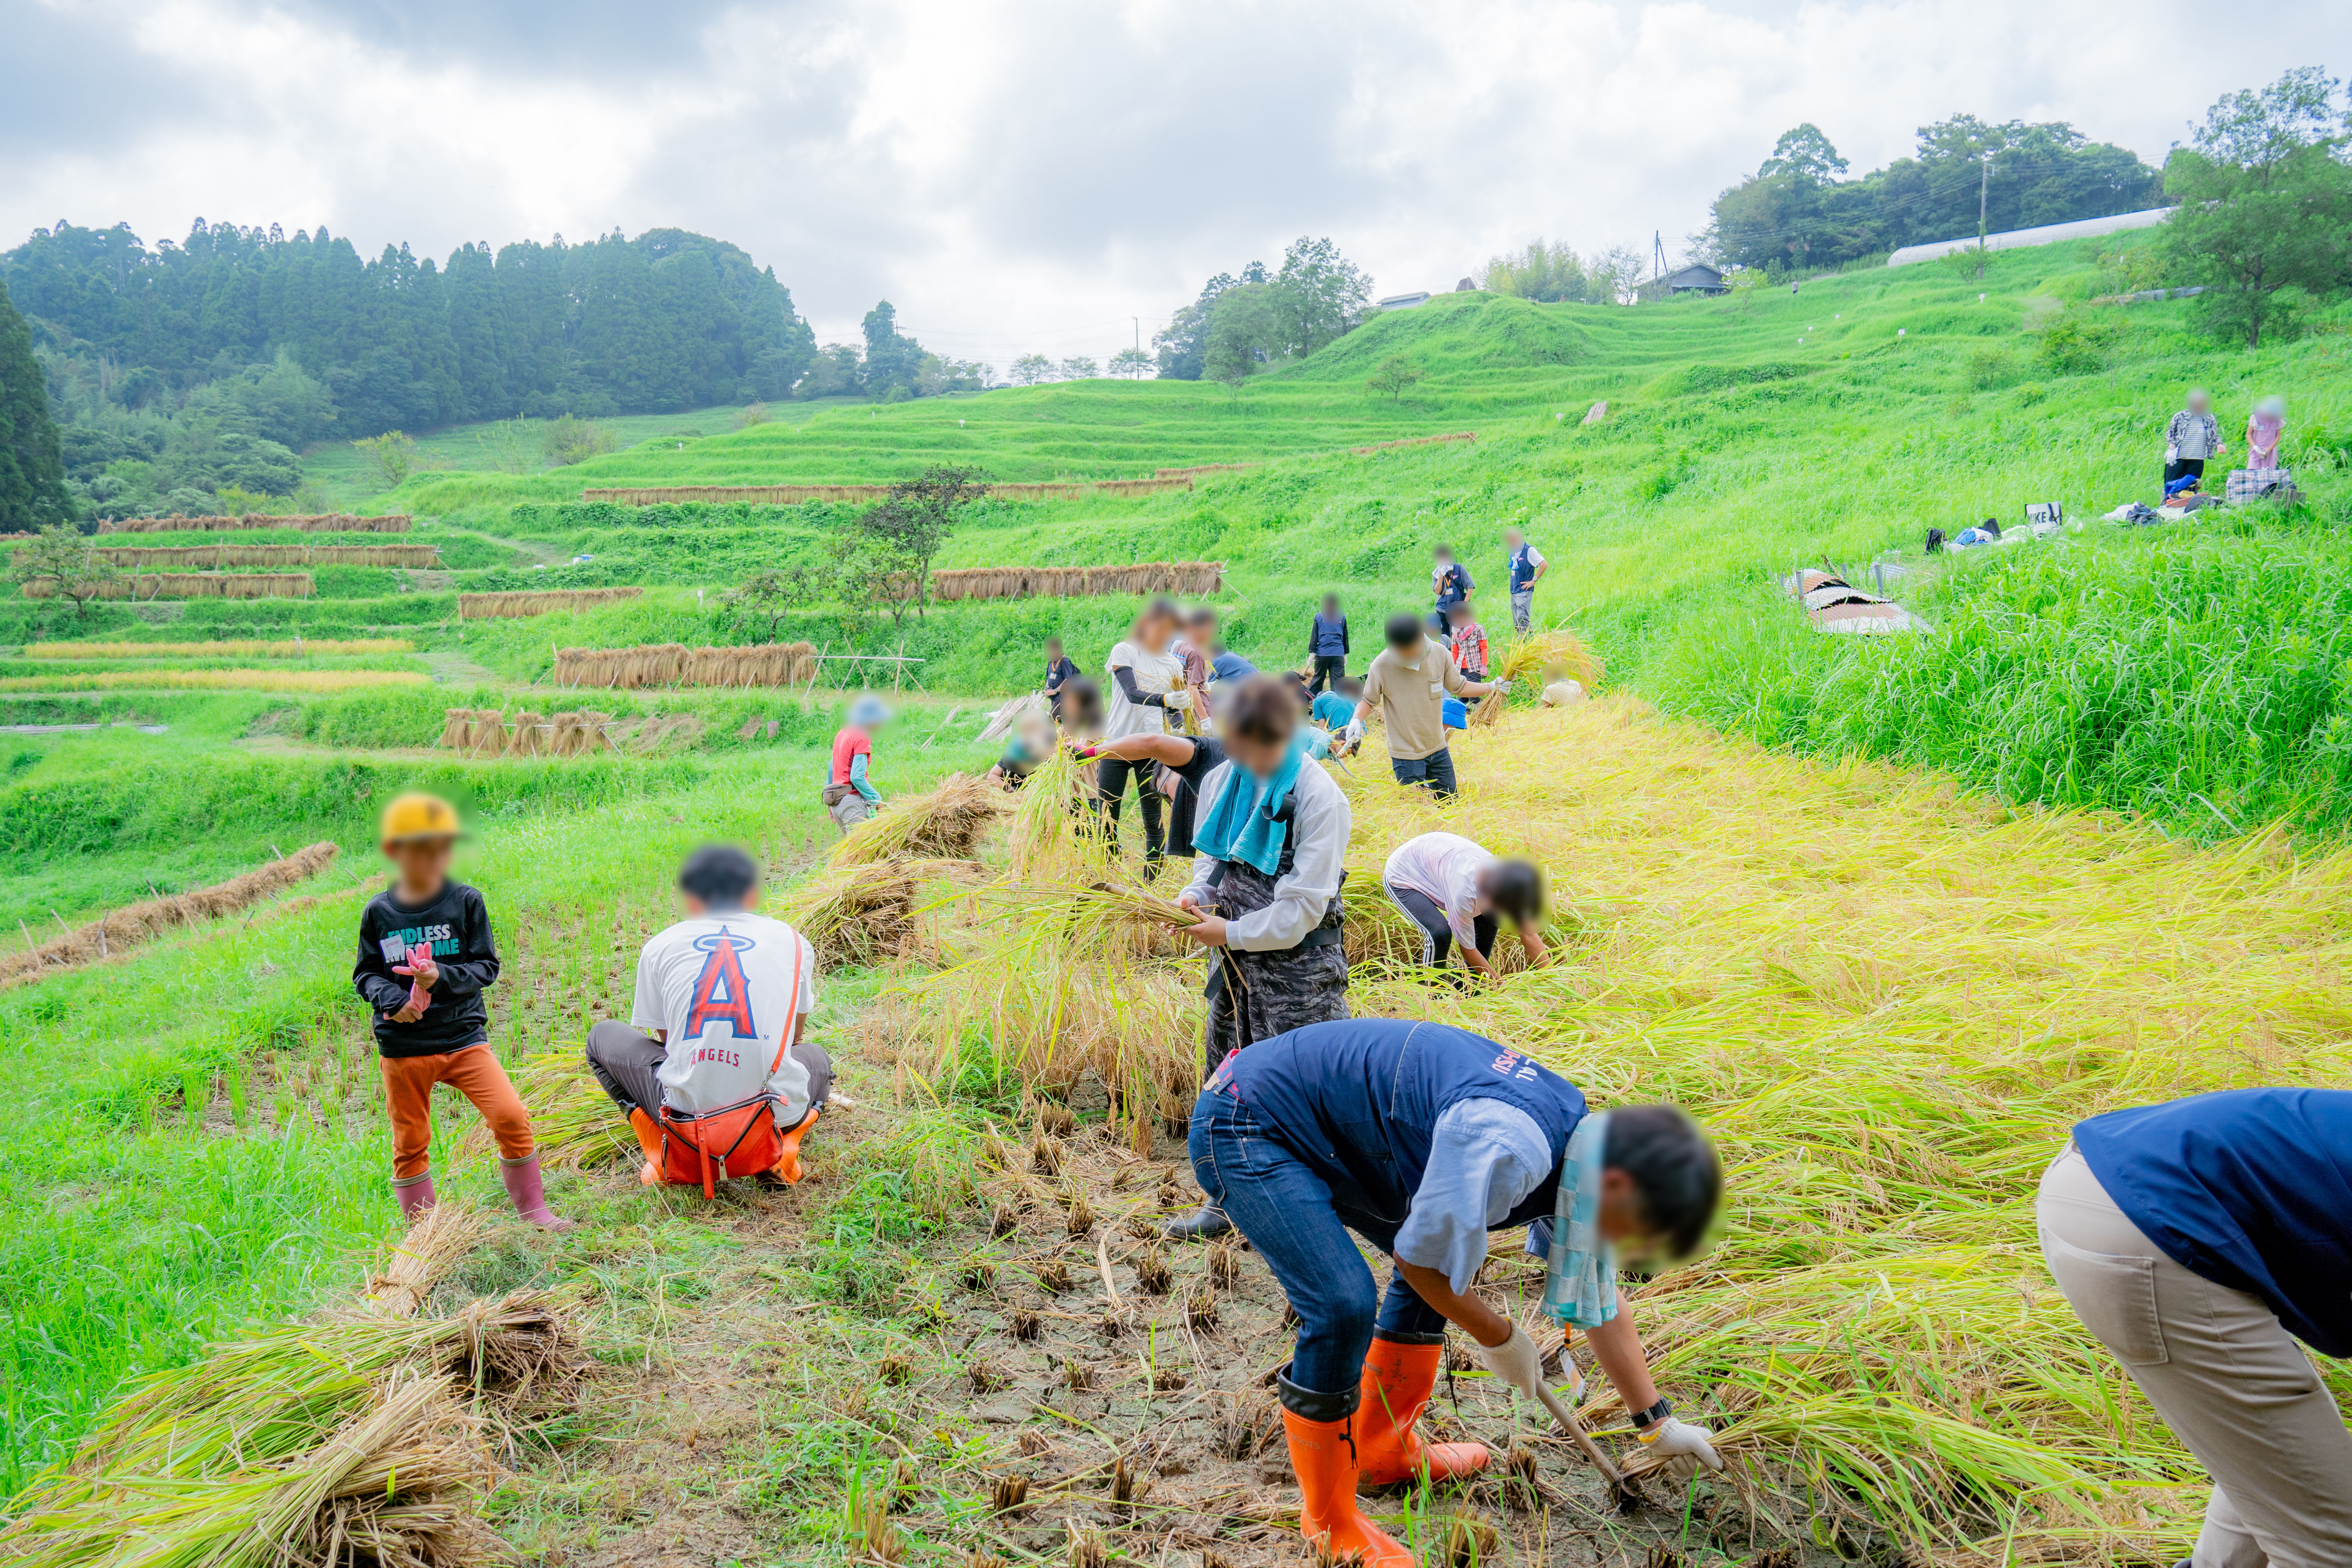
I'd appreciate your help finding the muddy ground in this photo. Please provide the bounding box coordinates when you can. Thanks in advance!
[468,1054,1846,1568]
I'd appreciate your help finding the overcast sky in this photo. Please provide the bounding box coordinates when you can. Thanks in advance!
[3,0,2332,366]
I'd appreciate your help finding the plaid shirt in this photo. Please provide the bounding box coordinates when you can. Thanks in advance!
[1450,622,1491,675]
[2166,410,2221,460]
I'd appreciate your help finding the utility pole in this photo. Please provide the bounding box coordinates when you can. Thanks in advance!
[1977,154,1992,279]
[1652,230,1666,283]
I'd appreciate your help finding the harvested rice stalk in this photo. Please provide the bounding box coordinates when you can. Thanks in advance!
[0,842,338,989]
[362,1198,490,1319]
[0,1371,494,1568]
[1006,745,1114,882]
[832,772,1007,867]
[776,858,956,969]
[460,1050,636,1171]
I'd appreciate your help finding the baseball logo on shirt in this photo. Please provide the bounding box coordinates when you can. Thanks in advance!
[686,929,761,1039]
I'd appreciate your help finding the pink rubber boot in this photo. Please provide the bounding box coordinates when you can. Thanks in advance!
[499,1154,576,1231]
[393,1171,437,1220]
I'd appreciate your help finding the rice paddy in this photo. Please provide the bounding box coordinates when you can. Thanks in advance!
[0,668,430,693]
[875,695,2352,1563]
[24,640,417,660]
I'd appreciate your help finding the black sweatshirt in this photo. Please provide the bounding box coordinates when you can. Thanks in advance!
[352,882,501,1057]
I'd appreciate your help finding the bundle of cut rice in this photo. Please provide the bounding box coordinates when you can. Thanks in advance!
[436,708,473,749]
[777,858,958,969]
[830,772,1007,867]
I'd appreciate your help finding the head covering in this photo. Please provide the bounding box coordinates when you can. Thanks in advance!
[848,695,893,729]
[1540,1110,1620,1328]
[1192,736,1308,875]
[379,792,461,847]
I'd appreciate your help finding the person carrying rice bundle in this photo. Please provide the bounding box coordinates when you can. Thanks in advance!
[1190,1017,1723,1566]
[2037,1088,2352,1568]
[1343,613,1509,800]
[586,845,833,1191]
[1382,831,1548,983]
[1156,674,1353,1240]
[824,695,891,833]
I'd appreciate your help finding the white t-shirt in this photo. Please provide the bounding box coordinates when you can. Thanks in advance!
[1383,831,1497,952]
[1394,1099,1554,1292]
[1105,639,1185,740]
[630,912,819,1123]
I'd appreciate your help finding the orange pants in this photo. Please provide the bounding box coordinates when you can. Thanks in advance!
[380,1044,534,1180]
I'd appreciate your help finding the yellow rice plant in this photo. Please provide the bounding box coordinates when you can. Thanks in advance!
[0,669,428,693]
[831,772,1007,867]
[885,693,2352,1559]
[470,1050,638,1171]
[26,638,415,659]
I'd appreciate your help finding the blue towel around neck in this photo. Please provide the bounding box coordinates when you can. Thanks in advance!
[1192,739,1308,875]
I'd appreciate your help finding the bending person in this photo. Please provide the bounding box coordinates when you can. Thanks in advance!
[1382,830,1548,982]
[1192,1017,1722,1567]
[587,845,833,1187]
[2038,1088,2352,1568]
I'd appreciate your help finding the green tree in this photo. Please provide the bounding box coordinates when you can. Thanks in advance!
[1203,283,1278,395]
[0,281,73,530]
[1107,348,1153,379]
[1365,354,1423,402]
[540,417,617,466]
[9,524,118,614]
[352,431,417,488]
[722,563,822,641]
[1058,356,1100,381]
[1269,236,1372,356]
[1009,354,1052,386]
[826,464,987,633]
[1483,240,1593,302]
[2161,66,2352,348]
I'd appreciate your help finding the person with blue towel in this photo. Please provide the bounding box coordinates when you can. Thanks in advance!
[1191,1017,1724,1566]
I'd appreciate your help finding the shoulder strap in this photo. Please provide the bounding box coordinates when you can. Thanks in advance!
[767,940,807,1075]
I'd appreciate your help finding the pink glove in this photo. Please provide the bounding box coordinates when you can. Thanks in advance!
[391,942,435,1013]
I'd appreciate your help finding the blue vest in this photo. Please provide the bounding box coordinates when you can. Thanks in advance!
[1312,614,1348,657]
[1229,1019,1585,1230]
[1508,543,1538,592]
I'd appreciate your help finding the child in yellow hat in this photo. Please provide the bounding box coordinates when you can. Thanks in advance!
[356,793,570,1230]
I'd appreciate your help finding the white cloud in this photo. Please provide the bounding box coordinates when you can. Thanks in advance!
[4,0,2332,369]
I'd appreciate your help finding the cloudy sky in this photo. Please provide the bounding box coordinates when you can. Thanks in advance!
[3,0,2330,365]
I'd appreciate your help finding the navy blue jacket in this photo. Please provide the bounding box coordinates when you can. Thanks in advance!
[1228,1018,1584,1232]
[2074,1087,2352,1356]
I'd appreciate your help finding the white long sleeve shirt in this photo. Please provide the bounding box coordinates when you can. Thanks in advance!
[1180,756,1351,951]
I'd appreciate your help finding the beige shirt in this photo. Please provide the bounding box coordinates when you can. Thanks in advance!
[1361,639,1470,761]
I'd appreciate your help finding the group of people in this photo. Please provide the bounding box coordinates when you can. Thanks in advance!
[2162,386,2289,500]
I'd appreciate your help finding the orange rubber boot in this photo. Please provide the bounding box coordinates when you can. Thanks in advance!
[628,1107,664,1187]
[772,1106,820,1185]
[1356,1331,1490,1486]
[1281,1407,1413,1567]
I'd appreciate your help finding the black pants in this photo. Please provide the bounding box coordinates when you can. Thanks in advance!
[2163,457,2206,490]
[585,1020,833,1122]
[1309,655,1346,694]
[1095,754,1166,865]
[1388,885,1495,969]
[1390,746,1459,801]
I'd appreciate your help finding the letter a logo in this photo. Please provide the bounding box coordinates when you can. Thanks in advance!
[686,928,759,1040]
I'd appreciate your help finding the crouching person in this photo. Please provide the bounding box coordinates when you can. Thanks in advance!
[2037,1088,2352,1568]
[1191,1017,1722,1567]
[586,845,833,1192]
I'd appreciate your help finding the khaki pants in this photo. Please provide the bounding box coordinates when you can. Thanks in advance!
[828,792,873,833]
[2036,1144,2352,1567]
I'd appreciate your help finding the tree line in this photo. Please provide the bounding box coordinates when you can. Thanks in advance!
[1152,237,1374,386]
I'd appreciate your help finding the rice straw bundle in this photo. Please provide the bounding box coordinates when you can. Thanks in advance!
[28,639,414,660]
[1005,744,1113,882]
[1,843,337,988]
[19,572,314,601]
[458,588,641,622]
[362,1200,491,1320]
[95,513,410,534]
[0,669,423,694]
[776,859,944,969]
[93,544,441,568]
[831,773,1007,867]
[463,1051,638,1172]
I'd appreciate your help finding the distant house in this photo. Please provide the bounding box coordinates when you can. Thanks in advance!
[1378,292,1432,311]
[1661,263,1728,296]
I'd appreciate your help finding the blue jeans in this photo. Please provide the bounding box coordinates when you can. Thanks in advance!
[1390,747,1458,800]
[1189,1081,1446,1400]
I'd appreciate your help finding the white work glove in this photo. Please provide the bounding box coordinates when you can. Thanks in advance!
[1639,1416,1724,1475]
[1468,1325,1545,1400]
[1340,719,1365,748]
[1163,689,1193,714]
[1488,678,1514,694]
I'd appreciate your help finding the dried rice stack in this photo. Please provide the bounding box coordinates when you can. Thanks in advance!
[465,709,509,757]
[506,711,551,757]
[94,544,441,568]
[553,641,818,689]
[921,561,1225,604]
[20,572,314,601]
[456,587,642,621]
[436,708,475,749]
[95,513,411,534]
[0,842,336,988]
[831,772,1007,867]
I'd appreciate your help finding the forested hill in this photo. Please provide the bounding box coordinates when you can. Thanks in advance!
[2,221,818,436]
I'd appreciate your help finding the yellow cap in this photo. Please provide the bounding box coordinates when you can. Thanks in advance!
[379,792,462,847]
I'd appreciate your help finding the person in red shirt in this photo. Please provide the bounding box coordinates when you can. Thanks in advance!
[1447,602,1492,683]
[823,695,891,833]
